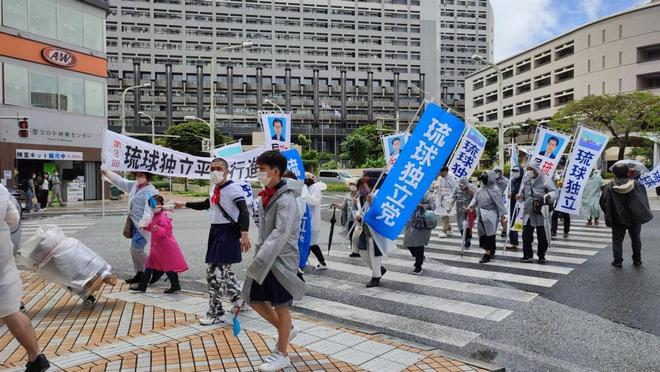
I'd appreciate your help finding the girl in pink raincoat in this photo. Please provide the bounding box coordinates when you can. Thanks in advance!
[130,195,188,293]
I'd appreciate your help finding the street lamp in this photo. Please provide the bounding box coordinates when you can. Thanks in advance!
[138,111,156,144]
[121,82,151,135]
[184,115,214,156]
[472,53,504,169]
[210,41,252,156]
[264,99,284,113]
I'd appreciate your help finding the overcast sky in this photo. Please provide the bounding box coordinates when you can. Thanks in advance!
[491,0,651,61]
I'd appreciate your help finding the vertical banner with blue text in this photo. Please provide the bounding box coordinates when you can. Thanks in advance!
[365,103,465,240]
[446,126,487,179]
[282,149,311,268]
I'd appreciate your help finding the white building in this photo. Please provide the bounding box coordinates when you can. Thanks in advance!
[465,1,660,129]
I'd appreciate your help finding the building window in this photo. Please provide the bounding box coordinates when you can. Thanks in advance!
[85,80,105,116]
[587,84,591,96]
[555,89,574,106]
[618,51,623,66]
[602,81,606,94]
[602,55,606,69]
[29,0,57,39]
[3,64,29,106]
[58,75,84,113]
[30,71,59,110]
[637,43,660,62]
[2,0,28,30]
[83,14,104,51]
[637,72,660,90]
[58,5,83,46]
[602,29,606,43]
[587,34,591,47]
[618,24,623,38]
[618,78,622,92]
[587,59,591,72]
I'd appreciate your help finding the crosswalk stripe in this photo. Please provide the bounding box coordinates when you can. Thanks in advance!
[419,251,573,274]
[417,243,587,264]
[296,296,481,347]
[445,222,612,238]
[428,236,607,250]
[322,259,538,302]
[397,237,600,256]
[328,251,557,287]
[306,275,513,321]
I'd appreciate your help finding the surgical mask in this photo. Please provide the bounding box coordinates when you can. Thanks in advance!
[54,172,58,176]
[359,189,369,196]
[511,170,520,178]
[526,170,535,179]
[136,176,147,185]
[349,185,357,192]
[210,170,224,185]
[153,207,163,214]
[257,171,272,187]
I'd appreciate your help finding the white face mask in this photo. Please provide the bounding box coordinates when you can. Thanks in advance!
[349,185,357,192]
[153,207,162,213]
[54,172,58,176]
[257,171,272,187]
[526,170,535,179]
[210,170,224,185]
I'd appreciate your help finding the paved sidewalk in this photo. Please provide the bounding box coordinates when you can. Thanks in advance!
[1,273,496,372]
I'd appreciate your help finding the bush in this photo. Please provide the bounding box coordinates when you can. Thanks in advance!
[322,160,339,170]
[151,179,170,190]
[326,183,349,193]
[173,190,210,197]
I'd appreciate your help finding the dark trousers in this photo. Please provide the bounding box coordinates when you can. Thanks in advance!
[309,244,326,265]
[523,220,549,259]
[459,228,472,247]
[611,224,642,263]
[137,268,179,290]
[38,190,48,208]
[479,235,496,253]
[551,211,571,234]
[407,246,425,270]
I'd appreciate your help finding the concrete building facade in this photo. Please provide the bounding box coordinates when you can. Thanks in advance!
[106,0,493,151]
[0,0,108,199]
[465,1,660,129]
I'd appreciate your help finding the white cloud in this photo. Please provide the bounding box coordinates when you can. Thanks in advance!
[490,0,559,62]
[580,0,603,20]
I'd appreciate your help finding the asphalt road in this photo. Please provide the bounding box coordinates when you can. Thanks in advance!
[18,194,660,372]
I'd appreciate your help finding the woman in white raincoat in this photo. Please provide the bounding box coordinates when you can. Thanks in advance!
[0,184,50,371]
[102,170,158,284]
[468,171,507,263]
[581,169,604,226]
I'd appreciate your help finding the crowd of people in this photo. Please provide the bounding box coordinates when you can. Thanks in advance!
[24,170,65,212]
[1,150,654,372]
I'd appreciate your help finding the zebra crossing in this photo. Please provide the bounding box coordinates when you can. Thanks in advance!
[19,215,97,242]
[295,218,612,350]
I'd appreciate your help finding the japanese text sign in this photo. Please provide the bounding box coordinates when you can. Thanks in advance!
[555,127,609,214]
[529,127,571,177]
[282,149,305,181]
[364,103,465,240]
[639,166,660,189]
[446,126,486,179]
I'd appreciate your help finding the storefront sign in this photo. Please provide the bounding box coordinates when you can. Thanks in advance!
[67,182,85,202]
[16,150,83,161]
[42,47,77,67]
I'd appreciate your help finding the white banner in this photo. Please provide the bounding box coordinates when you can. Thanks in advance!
[381,132,409,169]
[529,127,571,177]
[639,165,660,189]
[260,112,292,150]
[102,130,268,180]
[555,127,609,215]
[447,126,487,179]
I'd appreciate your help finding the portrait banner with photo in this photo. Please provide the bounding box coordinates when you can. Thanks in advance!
[260,112,292,150]
[447,126,487,179]
[555,127,609,215]
[382,132,410,169]
[529,127,571,177]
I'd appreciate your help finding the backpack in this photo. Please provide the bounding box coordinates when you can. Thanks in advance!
[412,207,437,230]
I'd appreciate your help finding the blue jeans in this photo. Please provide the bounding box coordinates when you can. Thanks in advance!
[26,190,34,210]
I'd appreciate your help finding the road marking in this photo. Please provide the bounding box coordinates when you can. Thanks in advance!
[321,259,538,302]
[417,242,587,264]
[420,251,573,274]
[306,275,513,321]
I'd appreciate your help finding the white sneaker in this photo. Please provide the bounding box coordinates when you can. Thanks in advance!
[275,326,299,348]
[198,315,226,326]
[438,232,447,238]
[258,351,291,371]
[314,263,328,271]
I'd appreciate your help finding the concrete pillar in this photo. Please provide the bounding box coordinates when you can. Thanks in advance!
[313,69,319,125]
[165,64,172,127]
[341,70,347,127]
[227,66,233,128]
[285,68,292,112]
[133,62,140,128]
[196,64,204,119]
[367,71,373,123]
[393,72,400,123]
[256,67,263,111]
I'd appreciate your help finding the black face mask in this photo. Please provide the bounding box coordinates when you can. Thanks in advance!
[478,174,489,184]
[304,178,315,187]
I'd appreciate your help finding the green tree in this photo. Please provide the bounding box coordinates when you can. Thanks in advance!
[476,126,498,166]
[161,121,230,157]
[340,134,370,167]
[550,92,660,160]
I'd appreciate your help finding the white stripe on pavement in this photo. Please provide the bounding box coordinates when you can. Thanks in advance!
[429,236,607,250]
[297,296,481,347]
[416,243,587,264]
[322,259,538,302]
[306,275,513,321]
[421,251,573,274]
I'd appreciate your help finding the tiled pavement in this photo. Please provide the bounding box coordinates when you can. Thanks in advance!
[1,273,494,372]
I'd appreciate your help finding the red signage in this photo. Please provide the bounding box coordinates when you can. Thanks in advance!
[41,47,77,67]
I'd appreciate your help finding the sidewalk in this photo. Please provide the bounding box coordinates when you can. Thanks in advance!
[1,273,496,372]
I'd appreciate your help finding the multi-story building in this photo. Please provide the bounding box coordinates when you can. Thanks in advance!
[106,0,493,151]
[465,1,660,130]
[0,0,108,199]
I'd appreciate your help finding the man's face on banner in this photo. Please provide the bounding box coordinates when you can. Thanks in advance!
[392,138,401,154]
[545,137,558,156]
[273,119,283,136]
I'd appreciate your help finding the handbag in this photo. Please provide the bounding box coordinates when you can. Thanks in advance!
[412,207,437,230]
[217,201,242,239]
[122,216,133,239]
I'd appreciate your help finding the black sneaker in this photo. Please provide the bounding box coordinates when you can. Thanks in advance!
[366,277,380,288]
[164,286,180,294]
[125,272,143,284]
[538,257,546,264]
[349,253,361,258]
[500,231,507,238]
[611,261,623,268]
[633,260,642,266]
[412,267,423,275]
[520,256,534,263]
[479,254,491,264]
[129,285,147,292]
[25,354,50,372]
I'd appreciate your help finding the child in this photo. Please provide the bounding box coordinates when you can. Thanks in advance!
[243,150,307,372]
[130,195,188,293]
